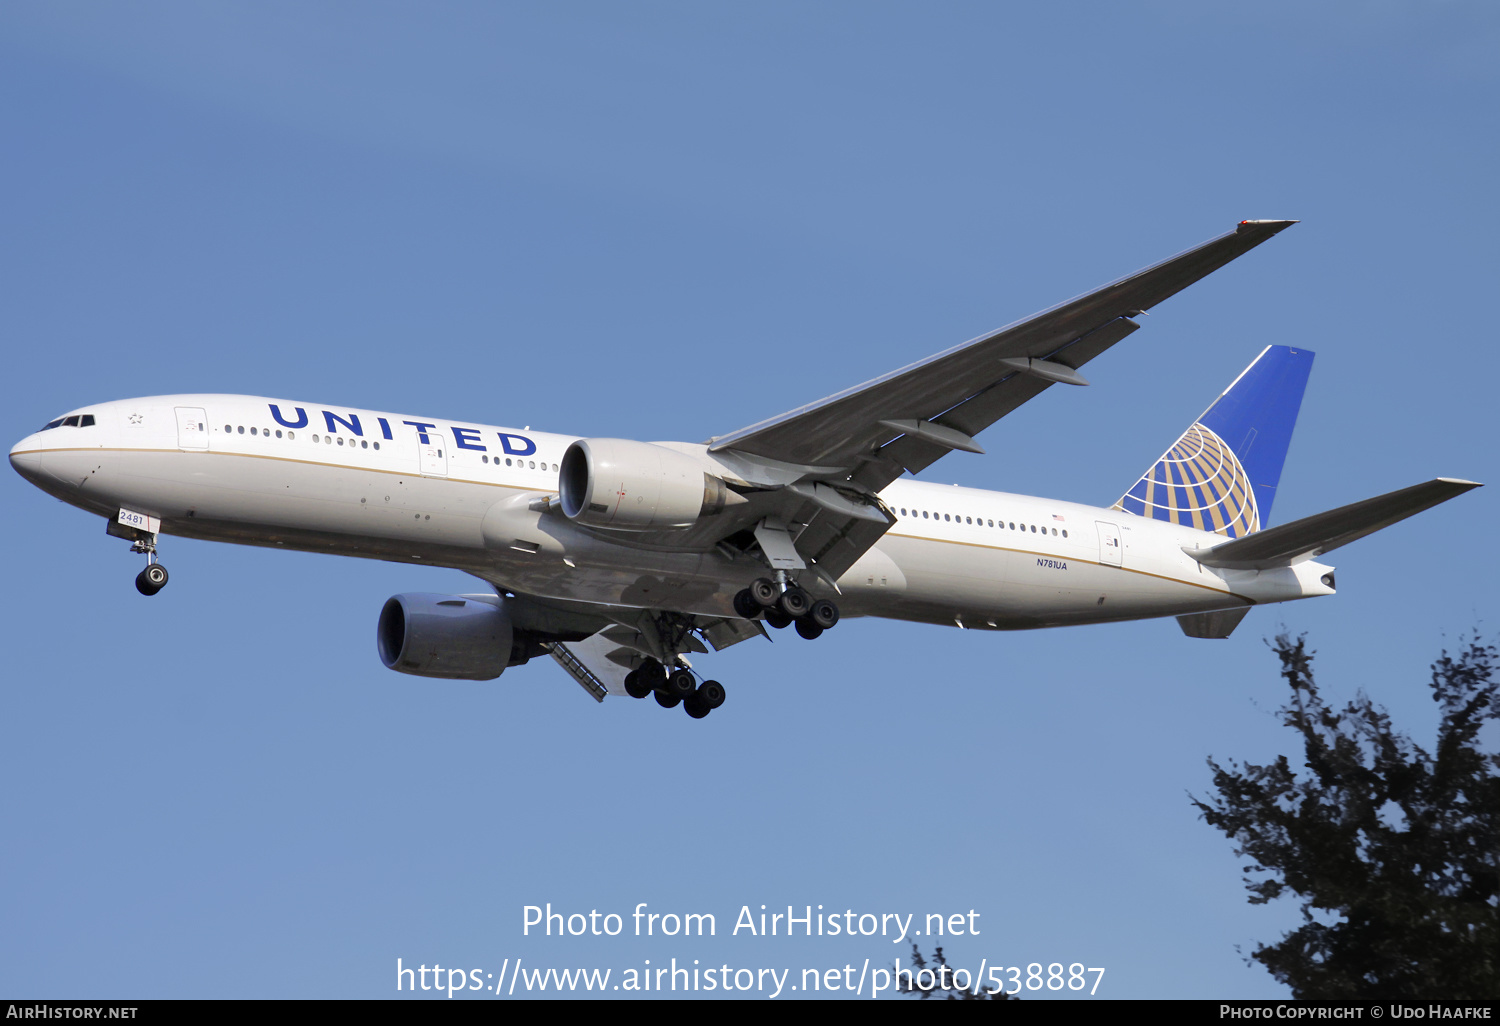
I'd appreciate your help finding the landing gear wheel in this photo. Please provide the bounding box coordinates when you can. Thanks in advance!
[697,680,726,710]
[749,578,779,608]
[778,586,811,619]
[638,658,667,689]
[666,669,698,700]
[733,589,761,620]
[135,564,168,596]
[764,609,792,630]
[683,694,711,719]
[809,599,839,630]
[795,618,824,640]
[654,690,682,709]
[624,668,653,699]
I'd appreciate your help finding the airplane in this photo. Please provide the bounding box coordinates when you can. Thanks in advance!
[9,220,1480,719]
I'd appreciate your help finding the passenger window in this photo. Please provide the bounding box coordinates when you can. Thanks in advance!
[1062,530,1068,538]
[506,458,512,466]
[237,426,245,434]
[482,455,489,463]
[361,440,368,449]
[312,434,320,442]
[275,430,283,438]
[922,511,929,519]
[250,427,257,435]
[288,432,296,441]
[337,437,344,446]
[371,441,378,449]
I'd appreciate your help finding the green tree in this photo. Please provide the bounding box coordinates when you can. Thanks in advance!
[1194,634,1499,998]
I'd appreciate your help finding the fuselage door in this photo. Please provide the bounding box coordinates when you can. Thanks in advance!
[174,407,209,451]
[419,432,448,478]
[1096,521,1122,567]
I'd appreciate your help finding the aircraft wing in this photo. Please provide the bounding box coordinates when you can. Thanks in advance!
[1184,478,1482,570]
[709,220,1298,496]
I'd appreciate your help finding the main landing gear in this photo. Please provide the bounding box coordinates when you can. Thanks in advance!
[623,658,727,720]
[132,538,169,597]
[733,577,839,640]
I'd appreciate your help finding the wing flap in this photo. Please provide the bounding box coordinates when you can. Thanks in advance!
[547,635,628,701]
[793,504,898,582]
[1185,478,1481,570]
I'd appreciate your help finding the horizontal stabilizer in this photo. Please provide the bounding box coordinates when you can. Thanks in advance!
[1185,478,1481,570]
[1177,606,1252,639]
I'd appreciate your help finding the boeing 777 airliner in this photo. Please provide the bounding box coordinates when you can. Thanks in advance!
[9,221,1479,718]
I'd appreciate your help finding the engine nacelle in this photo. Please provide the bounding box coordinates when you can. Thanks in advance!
[559,438,732,531]
[377,593,515,680]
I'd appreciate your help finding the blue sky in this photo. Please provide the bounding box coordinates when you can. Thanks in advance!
[2,2,1496,1000]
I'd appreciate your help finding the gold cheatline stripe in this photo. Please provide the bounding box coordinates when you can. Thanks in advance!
[882,530,1252,601]
[28,446,1252,603]
[13,446,540,491]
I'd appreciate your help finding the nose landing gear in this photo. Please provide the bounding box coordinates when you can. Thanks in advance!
[110,512,170,596]
[130,537,169,597]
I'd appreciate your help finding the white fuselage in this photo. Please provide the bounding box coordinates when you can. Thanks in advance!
[9,395,1335,629]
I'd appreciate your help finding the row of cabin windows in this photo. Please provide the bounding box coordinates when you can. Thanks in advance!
[481,455,558,471]
[40,414,96,429]
[221,423,558,470]
[224,424,383,449]
[897,507,1067,539]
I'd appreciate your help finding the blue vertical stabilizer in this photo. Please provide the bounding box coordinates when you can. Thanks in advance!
[1113,345,1313,536]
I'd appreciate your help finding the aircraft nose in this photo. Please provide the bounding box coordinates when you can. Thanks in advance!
[9,434,46,484]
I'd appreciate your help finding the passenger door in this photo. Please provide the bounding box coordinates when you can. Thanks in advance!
[1096,521,1122,567]
[174,407,209,451]
[418,432,448,478]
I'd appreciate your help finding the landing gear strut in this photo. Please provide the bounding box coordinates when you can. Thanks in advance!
[131,535,169,596]
[735,576,839,642]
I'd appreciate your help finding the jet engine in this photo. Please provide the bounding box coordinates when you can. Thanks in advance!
[377,593,518,680]
[559,438,735,531]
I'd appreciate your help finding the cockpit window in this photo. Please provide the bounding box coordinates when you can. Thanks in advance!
[39,414,96,430]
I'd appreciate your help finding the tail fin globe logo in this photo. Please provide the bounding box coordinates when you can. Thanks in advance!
[1112,345,1315,538]
[1114,421,1258,537]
